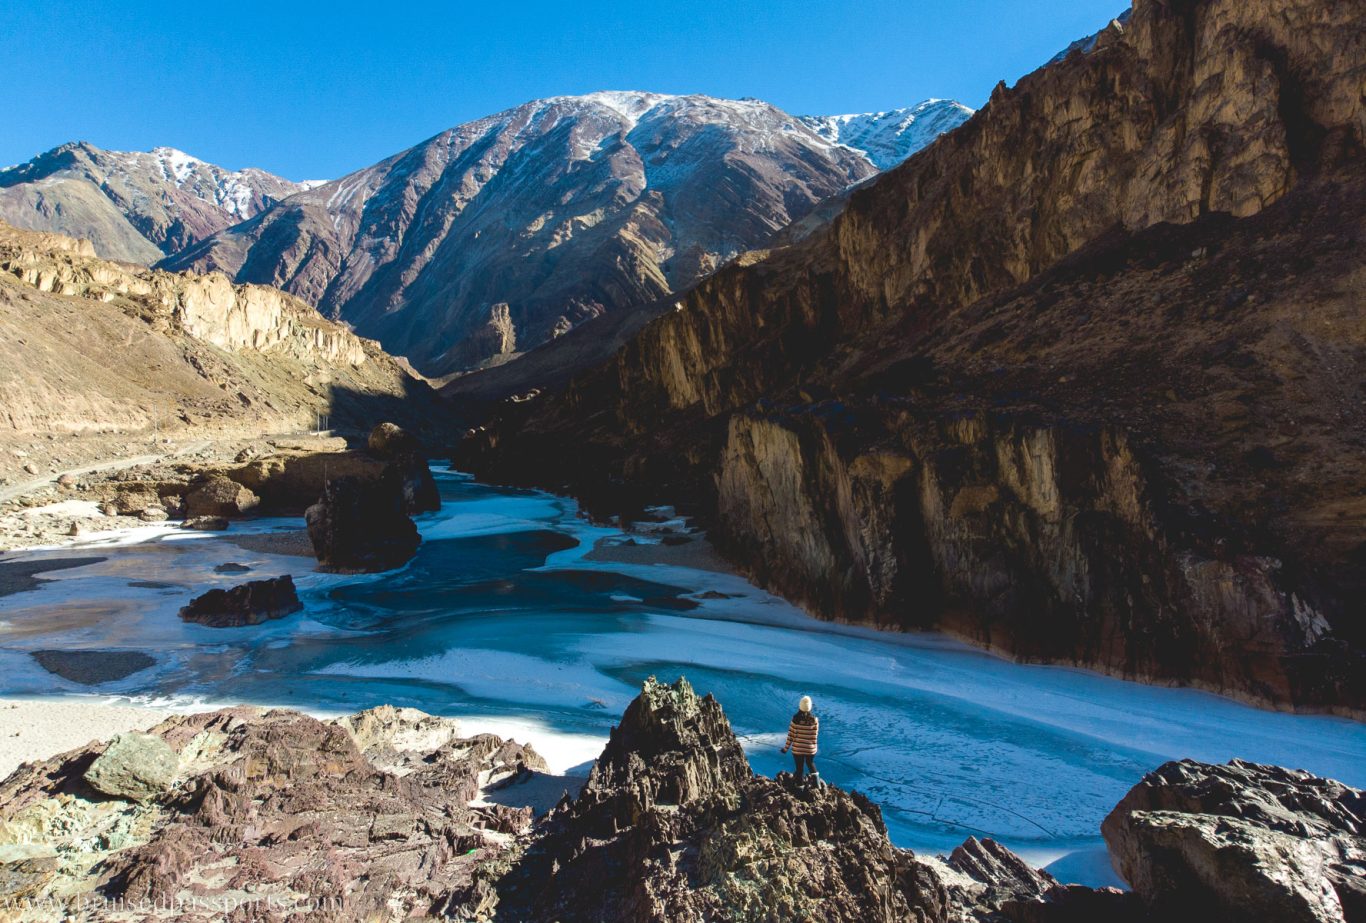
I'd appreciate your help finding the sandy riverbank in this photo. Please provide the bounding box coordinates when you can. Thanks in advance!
[0,697,173,778]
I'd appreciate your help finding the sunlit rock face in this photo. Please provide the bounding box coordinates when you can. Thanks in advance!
[457,0,1366,715]
[1103,759,1366,923]
[0,221,432,439]
[162,92,968,374]
[0,142,314,263]
[452,677,1021,923]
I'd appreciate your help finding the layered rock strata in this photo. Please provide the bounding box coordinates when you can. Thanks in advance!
[0,706,544,920]
[0,222,438,441]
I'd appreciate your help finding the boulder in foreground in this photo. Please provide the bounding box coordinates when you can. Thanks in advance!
[0,679,1359,922]
[1103,759,1366,923]
[82,732,178,803]
[178,575,303,627]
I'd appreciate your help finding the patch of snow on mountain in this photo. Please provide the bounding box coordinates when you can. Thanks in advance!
[799,99,975,170]
[1048,8,1132,65]
[571,90,671,128]
[151,147,203,187]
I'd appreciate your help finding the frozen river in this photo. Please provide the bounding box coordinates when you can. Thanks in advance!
[2,470,1364,886]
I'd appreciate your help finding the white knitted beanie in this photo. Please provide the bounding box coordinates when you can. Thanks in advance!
[798,695,812,712]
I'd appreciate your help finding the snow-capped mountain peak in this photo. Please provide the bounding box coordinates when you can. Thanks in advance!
[561,90,672,126]
[148,146,203,186]
[163,90,973,378]
[799,99,975,170]
[0,140,320,261]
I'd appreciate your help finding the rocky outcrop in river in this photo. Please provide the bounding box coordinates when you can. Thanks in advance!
[306,466,422,572]
[456,0,1366,715]
[178,575,303,627]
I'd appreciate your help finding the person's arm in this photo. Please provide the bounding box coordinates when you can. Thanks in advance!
[780,720,794,753]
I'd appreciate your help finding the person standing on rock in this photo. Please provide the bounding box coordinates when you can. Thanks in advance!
[780,695,820,784]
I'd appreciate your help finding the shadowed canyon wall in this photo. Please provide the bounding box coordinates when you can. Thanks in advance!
[457,0,1366,714]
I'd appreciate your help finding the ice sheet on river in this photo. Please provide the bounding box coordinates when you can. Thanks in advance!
[2,470,1363,886]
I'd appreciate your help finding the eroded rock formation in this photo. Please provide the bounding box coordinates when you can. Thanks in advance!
[456,0,1366,714]
[0,706,544,920]
[0,222,439,441]
[230,438,439,516]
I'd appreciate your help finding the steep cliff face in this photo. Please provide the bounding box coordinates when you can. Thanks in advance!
[714,404,1360,712]
[457,0,1366,714]
[0,222,435,439]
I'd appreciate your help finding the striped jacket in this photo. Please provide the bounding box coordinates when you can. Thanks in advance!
[784,713,819,755]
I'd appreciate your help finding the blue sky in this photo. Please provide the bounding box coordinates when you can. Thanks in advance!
[1,0,1125,180]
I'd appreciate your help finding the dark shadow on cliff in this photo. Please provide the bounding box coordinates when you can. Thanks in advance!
[324,376,460,450]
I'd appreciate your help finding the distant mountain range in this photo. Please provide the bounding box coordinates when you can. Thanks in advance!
[0,143,319,263]
[3,92,971,374]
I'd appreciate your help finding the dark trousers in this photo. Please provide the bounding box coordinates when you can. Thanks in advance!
[792,752,816,778]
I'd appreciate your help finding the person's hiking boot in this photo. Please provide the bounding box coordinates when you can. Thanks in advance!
[808,772,823,788]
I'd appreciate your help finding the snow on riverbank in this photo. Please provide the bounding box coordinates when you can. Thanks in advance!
[0,697,171,777]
